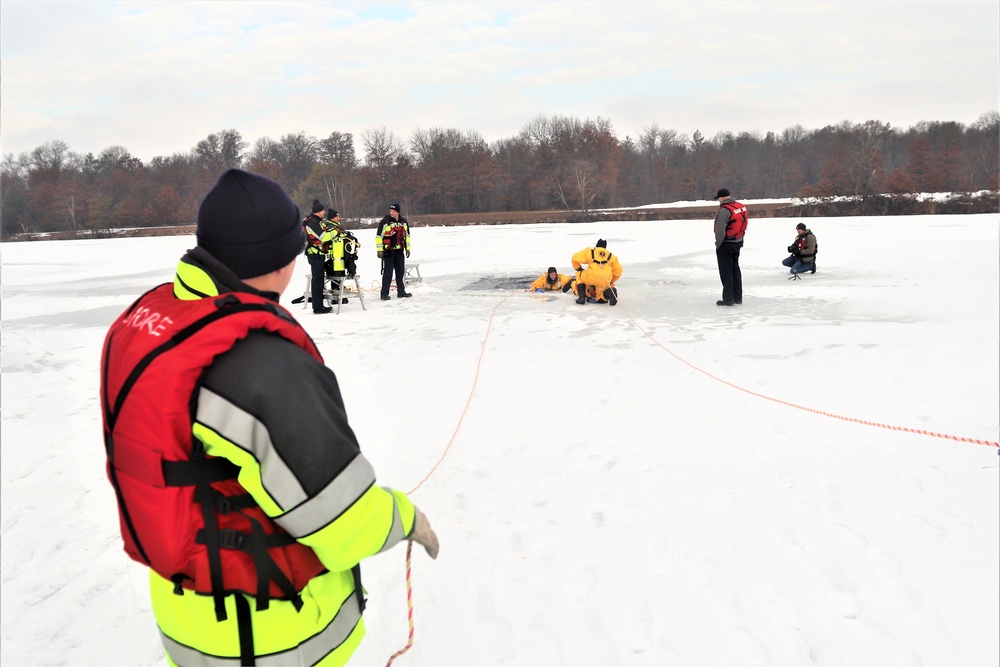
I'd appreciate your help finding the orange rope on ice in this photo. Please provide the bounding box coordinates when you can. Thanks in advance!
[407,293,512,495]
[385,542,415,667]
[623,307,999,448]
[385,294,510,666]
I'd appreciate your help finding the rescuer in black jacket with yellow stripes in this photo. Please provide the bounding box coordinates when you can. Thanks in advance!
[375,203,412,301]
[304,199,332,314]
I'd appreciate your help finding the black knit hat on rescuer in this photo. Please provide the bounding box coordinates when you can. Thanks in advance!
[796,223,807,231]
[312,199,325,214]
[389,203,400,212]
[329,210,339,219]
[596,239,607,248]
[197,169,305,280]
[714,188,731,199]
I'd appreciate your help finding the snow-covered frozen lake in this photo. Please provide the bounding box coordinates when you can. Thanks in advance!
[2,212,997,666]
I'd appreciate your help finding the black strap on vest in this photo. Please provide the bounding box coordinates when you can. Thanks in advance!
[162,457,241,486]
[193,481,230,622]
[352,564,366,613]
[590,249,609,265]
[233,593,256,666]
[192,491,305,615]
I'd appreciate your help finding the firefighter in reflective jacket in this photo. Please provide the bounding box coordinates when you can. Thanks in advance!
[99,170,439,667]
[529,266,576,293]
[571,239,623,305]
[375,203,412,301]
[304,199,333,314]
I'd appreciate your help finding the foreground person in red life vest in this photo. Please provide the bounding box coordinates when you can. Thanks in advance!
[99,169,439,666]
[712,188,748,306]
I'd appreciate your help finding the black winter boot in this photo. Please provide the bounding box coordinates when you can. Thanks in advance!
[562,280,574,293]
[603,287,618,306]
[576,283,587,305]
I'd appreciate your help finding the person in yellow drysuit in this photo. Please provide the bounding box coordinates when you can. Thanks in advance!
[571,238,622,305]
[529,266,576,293]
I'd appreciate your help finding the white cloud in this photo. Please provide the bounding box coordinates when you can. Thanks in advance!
[1,0,996,161]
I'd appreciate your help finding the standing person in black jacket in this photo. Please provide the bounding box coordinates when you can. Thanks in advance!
[303,199,332,314]
[375,203,412,301]
[712,188,748,306]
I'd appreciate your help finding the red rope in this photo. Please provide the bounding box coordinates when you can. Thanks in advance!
[623,308,999,448]
[407,293,511,495]
[385,294,510,665]
[385,542,414,667]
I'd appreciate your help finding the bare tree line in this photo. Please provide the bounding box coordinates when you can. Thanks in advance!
[2,112,997,238]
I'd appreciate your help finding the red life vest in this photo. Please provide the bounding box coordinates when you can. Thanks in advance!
[100,284,327,620]
[794,232,817,259]
[722,201,749,240]
[382,222,407,251]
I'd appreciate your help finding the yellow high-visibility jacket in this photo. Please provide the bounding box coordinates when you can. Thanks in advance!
[147,249,416,666]
[326,224,346,275]
[375,216,410,253]
[304,214,331,256]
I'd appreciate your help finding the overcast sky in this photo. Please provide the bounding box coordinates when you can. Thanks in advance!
[1,1,997,163]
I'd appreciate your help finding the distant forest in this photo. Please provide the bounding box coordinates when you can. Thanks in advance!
[2,112,998,238]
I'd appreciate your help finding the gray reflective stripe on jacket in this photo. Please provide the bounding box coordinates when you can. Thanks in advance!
[277,456,377,538]
[196,387,309,507]
[160,591,362,666]
[195,387,376,527]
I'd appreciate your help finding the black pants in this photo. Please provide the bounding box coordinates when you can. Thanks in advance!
[381,252,407,297]
[716,241,743,304]
[308,254,327,311]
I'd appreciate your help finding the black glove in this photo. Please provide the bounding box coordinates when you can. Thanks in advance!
[787,245,796,254]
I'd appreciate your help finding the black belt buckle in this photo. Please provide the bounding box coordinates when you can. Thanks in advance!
[218,529,245,549]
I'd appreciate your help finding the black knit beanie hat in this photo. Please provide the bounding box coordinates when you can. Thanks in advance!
[197,169,305,280]
[596,239,607,248]
[796,223,807,231]
[328,210,339,219]
[311,199,325,214]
